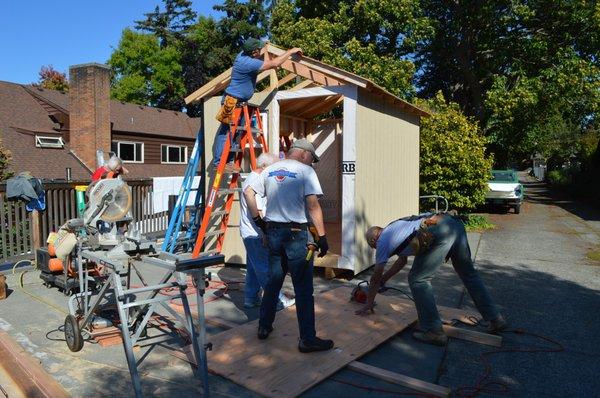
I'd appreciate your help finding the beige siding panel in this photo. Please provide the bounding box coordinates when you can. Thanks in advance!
[354,88,420,269]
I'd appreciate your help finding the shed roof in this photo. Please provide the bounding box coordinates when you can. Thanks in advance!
[185,44,428,118]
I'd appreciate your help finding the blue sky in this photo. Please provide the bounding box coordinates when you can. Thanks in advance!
[0,0,223,84]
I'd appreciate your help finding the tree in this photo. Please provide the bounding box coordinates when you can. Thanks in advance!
[0,136,13,181]
[417,93,493,210]
[135,0,196,47]
[108,29,186,110]
[36,65,69,92]
[270,0,432,99]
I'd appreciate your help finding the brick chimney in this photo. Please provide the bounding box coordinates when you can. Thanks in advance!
[69,63,111,171]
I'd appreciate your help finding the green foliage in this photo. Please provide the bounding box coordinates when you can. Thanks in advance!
[270,0,432,98]
[36,65,69,92]
[0,136,13,181]
[485,50,600,166]
[109,0,269,115]
[461,214,495,232]
[417,93,493,211]
[108,29,186,110]
[546,170,570,187]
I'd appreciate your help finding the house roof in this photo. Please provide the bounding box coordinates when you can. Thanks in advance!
[0,81,92,179]
[185,43,428,118]
[0,80,199,180]
[24,85,200,138]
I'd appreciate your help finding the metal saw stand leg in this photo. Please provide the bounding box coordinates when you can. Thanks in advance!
[193,270,210,397]
[112,271,144,397]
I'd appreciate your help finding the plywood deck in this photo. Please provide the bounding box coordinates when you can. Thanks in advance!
[206,286,475,398]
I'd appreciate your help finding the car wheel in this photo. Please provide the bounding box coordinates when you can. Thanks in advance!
[515,204,521,214]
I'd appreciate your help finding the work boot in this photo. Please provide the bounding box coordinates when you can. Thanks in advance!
[412,329,448,346]
[257,325,273,340]
[487,315,508,334]
[298,337,334,353]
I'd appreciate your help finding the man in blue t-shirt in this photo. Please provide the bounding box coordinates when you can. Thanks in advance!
[355,213,506,346]
[213,38,303,168]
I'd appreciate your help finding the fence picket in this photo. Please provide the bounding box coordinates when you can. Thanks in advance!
[0,195,7,258]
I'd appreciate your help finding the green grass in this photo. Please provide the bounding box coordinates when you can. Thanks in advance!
[462,214,496,232]
[587,247,600,264]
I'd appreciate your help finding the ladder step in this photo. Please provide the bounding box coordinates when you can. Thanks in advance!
[217,188,242,195]
[204,230,225,238]
[236,127,262,134]
[211,210,227,217]
[199,249,220,256]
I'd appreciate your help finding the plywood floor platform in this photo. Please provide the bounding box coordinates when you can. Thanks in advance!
[206,286,475,397]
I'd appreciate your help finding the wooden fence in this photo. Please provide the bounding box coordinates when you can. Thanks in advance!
[0,179,171,263]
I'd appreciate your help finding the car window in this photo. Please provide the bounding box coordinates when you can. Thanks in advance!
[491,171,516,182]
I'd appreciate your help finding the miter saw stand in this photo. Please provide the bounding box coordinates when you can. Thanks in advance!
[63,178,223,398]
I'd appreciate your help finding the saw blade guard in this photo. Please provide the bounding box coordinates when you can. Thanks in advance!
[86,179,133,223]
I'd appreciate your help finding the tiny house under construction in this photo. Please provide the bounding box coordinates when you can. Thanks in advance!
[185,44,428,275]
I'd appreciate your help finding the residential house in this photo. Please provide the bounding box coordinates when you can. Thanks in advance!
[0,63,198,180]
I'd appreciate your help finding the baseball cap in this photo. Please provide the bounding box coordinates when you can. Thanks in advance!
[291,138,319,163]
[242,38,265,53]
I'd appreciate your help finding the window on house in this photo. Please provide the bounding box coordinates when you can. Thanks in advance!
[112,141,143,163]
[161,145,188,164]
[35,135,64,148]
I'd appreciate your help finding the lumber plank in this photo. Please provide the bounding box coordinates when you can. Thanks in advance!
[267,44,367,88]
[184,67,232,104]
[206,317,238,330]
[0,330,70,398]
[347,361,451,397]
[205,286,418,398]
[289,79,315,91]
[442,325,502,347]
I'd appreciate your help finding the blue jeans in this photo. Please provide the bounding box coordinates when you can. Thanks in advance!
[259,228,316,341]
[408,216,500,331]
[243,236,270,302]
[213,112,247,166]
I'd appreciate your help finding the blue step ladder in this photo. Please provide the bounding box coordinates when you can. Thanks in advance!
[161,127,205,253]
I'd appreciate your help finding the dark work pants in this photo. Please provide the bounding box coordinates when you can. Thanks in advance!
[259,228,316,341]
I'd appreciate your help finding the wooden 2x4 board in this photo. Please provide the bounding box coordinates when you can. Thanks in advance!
[206,286,476,398]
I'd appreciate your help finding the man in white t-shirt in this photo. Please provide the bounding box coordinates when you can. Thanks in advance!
[240,153,295,309]
[244,139,333,353]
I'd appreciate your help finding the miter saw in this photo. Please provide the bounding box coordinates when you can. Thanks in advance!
[42,177,223,398]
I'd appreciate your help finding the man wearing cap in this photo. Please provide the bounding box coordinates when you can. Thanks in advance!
[244,139,334,353]
[213,38,303,168]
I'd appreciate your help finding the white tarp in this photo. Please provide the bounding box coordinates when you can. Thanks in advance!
[152,176,201,213]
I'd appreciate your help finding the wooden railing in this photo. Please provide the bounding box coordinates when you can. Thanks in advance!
[0,179,170,263]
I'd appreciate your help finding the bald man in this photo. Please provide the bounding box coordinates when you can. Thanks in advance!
[356,213,506,346]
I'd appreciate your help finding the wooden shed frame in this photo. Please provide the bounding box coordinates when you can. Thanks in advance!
[186,44,428,274]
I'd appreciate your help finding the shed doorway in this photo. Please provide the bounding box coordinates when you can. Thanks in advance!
[274,89,345,264]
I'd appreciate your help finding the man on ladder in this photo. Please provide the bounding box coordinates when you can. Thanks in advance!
[214,38,303,169]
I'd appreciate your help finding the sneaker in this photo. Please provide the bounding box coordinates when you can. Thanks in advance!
[412,329,448,346]
[243,297,261,309]
[257,325,273,340]
[276,294,295,311]
[298,337,334,353]
[487,315,508,334]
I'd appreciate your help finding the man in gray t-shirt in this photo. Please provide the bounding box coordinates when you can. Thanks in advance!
[244,139,334,353]
[356,213,506,346]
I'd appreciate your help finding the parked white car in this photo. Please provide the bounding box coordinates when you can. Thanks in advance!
[485,170,524,214]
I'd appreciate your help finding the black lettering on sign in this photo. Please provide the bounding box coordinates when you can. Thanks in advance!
[342,161,356,174]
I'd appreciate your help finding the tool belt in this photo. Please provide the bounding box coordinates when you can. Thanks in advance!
[266,221,308,230]
[215,94,239,125]
[393,219,437,257]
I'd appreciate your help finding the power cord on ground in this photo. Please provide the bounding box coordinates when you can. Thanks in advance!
[12,259,68,315]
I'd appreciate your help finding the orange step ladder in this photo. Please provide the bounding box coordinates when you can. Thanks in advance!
[192,104,268,258]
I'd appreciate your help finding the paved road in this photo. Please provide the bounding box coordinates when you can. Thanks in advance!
[439,175,600,397]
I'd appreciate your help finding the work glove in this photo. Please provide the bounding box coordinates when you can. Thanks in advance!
[252,215,267,233]
[317,235,329,257]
